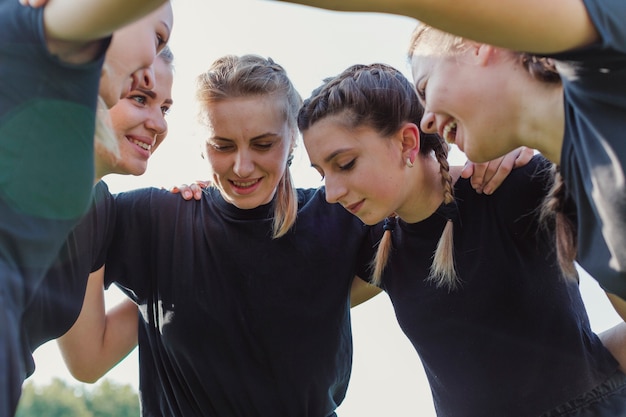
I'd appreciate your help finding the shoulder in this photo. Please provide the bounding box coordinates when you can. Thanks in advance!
[0,1,40,40]
[582,0,626,51]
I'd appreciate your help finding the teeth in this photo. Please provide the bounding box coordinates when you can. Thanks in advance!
[443,121,457,144]
[233,180,258,188]
[131,139,151,151]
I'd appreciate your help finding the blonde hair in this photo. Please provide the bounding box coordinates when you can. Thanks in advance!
[411,25,571,281]
[298,63,458,289]
[196,54,301,238]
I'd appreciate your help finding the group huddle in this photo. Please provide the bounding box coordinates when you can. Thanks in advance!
[2,0,626,417]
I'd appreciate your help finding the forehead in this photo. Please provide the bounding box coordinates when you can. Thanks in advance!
[206,96,289,138]
[410,53,439,81]
[153,59,173,88]
[304,116,380,157]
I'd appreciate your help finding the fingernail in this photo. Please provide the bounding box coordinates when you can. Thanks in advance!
[183,190,191,199]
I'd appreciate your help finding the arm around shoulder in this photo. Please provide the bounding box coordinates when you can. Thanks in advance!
[274,0,597,52]
[57,266,138,383]
[43,0,168,43]
[351,276,382,308]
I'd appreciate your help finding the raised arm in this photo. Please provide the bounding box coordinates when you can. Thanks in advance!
[43,0,168,43]
[273,0,598,53]
[57,266,138,383]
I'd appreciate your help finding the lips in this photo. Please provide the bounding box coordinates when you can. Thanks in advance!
[231,179,260,188]
[345,199,364,214]
[126,135,154,157]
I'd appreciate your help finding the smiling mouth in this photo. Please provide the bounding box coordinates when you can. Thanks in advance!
[129,138,152,151]
[231,179,259,188]
[443,121,457,144]
[346,200,364,214]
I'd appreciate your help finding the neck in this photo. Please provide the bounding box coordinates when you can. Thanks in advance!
[517,83,564,164]
[396,154,449,224]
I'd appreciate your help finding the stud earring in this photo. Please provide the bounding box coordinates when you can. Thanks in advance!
[406,157,414,168]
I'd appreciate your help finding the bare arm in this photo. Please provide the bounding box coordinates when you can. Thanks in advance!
[607,292,626,323]
[599,321,626,374]
[274,0,598,53]
[351,276,382,308]
[57,266,138,383]
[43,0,167,43]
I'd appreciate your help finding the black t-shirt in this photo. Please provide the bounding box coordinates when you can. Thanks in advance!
[105,186,370,417]
[370,156,618,417]
[22,181,115,367]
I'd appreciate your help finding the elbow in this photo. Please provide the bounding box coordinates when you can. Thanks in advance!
[66,363,106,384]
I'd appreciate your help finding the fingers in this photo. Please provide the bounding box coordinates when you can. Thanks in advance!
[168,181,210,201]
[189,183,204,200]
[19,0,48,7]
[513,146,534,168]
[463,147,535,195]
[464,159,501,194]
[460,160,475,179]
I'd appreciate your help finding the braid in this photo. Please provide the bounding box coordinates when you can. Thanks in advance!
[427,135,459,290]
[371,217,397,286]
[540,165,578,278]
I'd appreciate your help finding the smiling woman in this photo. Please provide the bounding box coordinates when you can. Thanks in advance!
[25,1,623,416]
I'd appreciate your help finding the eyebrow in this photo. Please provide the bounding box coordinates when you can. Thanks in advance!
[211,132,278,141]
[310,148,350,169]
[137,88,156,99]
[323,148,350,163]
[136,88,174,105]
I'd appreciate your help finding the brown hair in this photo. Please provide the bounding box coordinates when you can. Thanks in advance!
[539,165,578,278]
[408,24,560,84]
[298,63,457,288]
[196,55,301,238]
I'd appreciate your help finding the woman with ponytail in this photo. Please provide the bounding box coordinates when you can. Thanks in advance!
[299,62,626,417]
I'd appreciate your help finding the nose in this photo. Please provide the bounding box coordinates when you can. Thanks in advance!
[233,150,254,177]
[323,175,347,204]
[136,67,155,91]
[420,110,438,135]
[146,108,168,138]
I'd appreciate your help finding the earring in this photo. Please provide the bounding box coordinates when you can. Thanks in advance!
[406,157,414,168]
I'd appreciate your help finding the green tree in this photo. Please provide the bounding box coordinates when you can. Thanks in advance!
[16,379,91,417]
[16,378,140,417]
[87,379,140,417]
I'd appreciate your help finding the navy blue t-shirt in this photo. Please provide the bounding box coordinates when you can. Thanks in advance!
[549,0,626,298]
[370,156,618,417]
[0,1,108,414]
[105,186,370,417]
[22,181,115,368]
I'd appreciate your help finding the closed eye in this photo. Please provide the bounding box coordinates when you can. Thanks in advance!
[338,159,356,171]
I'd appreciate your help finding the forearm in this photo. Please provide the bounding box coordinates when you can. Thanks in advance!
[274,0,596,52]
[57,267,138,383]
[350,276,382,308]
[44,0,168,42]
[600,322,626,374]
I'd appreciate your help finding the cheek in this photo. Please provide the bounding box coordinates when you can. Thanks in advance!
[206,153,229,177]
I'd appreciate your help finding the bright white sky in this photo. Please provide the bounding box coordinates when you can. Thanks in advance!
[27,1,622,416]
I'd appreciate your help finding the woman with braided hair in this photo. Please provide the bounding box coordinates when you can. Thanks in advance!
[299,62,626,417]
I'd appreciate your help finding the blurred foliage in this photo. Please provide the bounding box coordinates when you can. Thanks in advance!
[16,378,139,417]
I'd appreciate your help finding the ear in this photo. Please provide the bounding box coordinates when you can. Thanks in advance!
[401,122,420,164]
[474,43,497,66]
